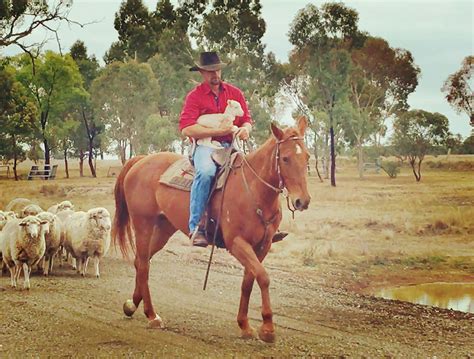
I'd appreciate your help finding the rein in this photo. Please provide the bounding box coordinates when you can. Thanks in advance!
[203,135,303,290]
[240,136,303,220]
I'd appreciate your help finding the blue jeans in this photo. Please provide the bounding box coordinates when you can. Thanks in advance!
[188,143,229,233]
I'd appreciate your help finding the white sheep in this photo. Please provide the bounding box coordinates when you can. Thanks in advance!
[56,208,74,263]
[47,200,74,214]
[36,212,62,276]
[0,216,48,289]
[0,210,16,275]
[5,198,33,217]
[64,207,111,278]
[21,204,44,218]
[197,99,243,149]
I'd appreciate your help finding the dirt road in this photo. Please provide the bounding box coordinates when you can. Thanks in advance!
[1,242,472,358]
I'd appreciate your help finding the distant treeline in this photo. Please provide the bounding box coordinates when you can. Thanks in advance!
[1,1,472,182]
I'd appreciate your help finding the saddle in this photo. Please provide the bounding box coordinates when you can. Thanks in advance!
[159,147,239,192]
[159,147,240,248]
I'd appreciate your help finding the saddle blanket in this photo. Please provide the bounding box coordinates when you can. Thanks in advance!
[159,158,195,191]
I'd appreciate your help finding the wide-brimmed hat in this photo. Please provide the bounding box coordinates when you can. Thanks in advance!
[189,51,227,72]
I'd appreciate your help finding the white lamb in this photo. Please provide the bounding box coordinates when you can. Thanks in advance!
[64,207,111,278]
[47,200,74,214]
[196,99,243,149]
[21,204,44,218]
[0,215,48,289]
[36,212,63,276]
[5,198,33,217]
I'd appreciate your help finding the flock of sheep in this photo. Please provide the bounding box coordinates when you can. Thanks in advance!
[0,198,112,289]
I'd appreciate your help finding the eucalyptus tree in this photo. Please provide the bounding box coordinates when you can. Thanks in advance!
[91,60,160,164]
[287,2,362,186]
[391,110,450,181]
[14,51,86,165]
[0,62,38,180]
[70,40,102,177]
[442,56,473,127]
[346,37,419,177]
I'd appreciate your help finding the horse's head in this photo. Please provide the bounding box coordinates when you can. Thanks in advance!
[271,116,311,211]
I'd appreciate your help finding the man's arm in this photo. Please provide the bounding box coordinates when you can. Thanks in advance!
[182,123,234,139]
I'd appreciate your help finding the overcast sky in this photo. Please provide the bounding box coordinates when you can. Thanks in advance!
[2,0,473,137]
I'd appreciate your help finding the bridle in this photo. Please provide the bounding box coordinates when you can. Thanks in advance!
[239,135,305,232]
[240,135,305,195]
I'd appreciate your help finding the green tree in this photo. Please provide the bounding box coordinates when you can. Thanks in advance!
[0,63,37,180]
[14,51,86,165]
[391,110,450,181]
[442,56,473,127]
[139,113,178,153]
[70,40,102,177]
[346,37,419,178]
[91,60,160,164]
[287,2,362,186]
[108,0,155,62]
[105,0,198,64]
[460,133,474,154]
[197,0,266,56]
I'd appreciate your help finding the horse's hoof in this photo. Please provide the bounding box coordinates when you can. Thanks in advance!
[147,315,164,329]
[123,299,137,317]
[258,326,275,343]
[241,327,256,339]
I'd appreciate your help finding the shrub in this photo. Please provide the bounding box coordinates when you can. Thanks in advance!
[380,161,401,178]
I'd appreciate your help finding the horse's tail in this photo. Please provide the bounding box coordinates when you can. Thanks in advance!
[112,155,145,259]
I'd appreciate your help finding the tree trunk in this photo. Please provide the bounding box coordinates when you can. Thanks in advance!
[330,125,336,187]
[313,146,323,182]
[119,141,126,165]
[88,142,96,178]
[129,141,133,159]
[64,148,69,179]
[357,142,364,179]
[79,149,84,177]
[43,138,51,165]
[410,158,421,182]
[12,135,18,181]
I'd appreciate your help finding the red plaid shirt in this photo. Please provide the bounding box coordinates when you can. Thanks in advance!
[179,81,253,143]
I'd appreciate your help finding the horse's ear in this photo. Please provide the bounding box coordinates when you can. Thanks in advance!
[271,122,283,140]
[296,116,308,135]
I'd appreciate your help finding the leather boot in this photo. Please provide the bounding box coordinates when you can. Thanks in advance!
[272,231,289,243]
[189,227,208,247]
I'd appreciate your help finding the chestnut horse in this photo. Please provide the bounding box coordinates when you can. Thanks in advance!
[112,117,311,342]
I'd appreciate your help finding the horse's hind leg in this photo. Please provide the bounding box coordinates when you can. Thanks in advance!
[125,216,176,320]
[148,215,176,259]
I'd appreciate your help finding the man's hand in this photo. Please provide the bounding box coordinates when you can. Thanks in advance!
[236,126,250,140]
[216,122,235,136]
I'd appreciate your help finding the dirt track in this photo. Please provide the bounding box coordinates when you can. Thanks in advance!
[1,241,473,358]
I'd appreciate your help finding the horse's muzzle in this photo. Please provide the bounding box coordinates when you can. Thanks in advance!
[294,197,310,211]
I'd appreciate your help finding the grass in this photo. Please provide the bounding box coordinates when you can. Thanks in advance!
[1,155,473,289]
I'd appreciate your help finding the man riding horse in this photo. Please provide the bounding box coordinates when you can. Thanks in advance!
[179,52,253,247]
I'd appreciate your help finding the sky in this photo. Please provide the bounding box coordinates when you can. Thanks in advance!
[2,0,473,138]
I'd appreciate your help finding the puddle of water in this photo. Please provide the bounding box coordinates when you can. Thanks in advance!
[377,282,474,313]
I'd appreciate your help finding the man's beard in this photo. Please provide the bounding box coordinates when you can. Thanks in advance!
[210,78,221,86]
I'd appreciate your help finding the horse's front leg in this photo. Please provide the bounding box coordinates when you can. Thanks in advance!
[237,268,256,338]
[231,236,275,343]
